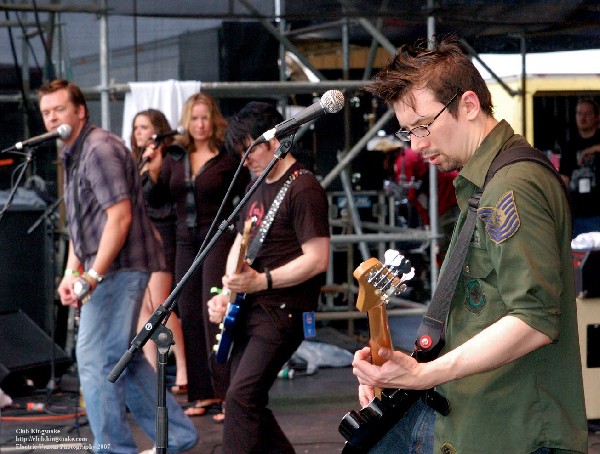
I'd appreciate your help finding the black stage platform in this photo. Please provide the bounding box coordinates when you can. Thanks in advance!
[0,326,599,453]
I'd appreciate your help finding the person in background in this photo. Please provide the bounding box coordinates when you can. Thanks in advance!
[143,93,249,421]
[130,108,188,393]
[352,36,588,453]
[559,97,600,236]
[393,146,459,263]
[38,79,197,453]
[207,101,330,453]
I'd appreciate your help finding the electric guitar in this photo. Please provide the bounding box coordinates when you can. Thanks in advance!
[338,250,449,453]
[214,217,255,364]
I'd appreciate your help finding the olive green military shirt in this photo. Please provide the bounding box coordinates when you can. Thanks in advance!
[433,121,588,453]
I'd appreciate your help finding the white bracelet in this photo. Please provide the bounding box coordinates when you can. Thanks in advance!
[87,268,104,283]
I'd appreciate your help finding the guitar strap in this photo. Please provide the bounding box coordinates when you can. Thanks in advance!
[246,168,310,265]
[415,145,570,355]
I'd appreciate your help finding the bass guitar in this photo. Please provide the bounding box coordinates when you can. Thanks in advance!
[213,217,255,364]
[338,250,449,453]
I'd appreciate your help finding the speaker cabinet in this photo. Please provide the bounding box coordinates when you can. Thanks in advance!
[577,297,600,419]
[573,249,600,299]
[0,189,54,332]
[0,310,71,389]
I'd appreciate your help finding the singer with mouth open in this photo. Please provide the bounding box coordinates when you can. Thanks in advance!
[37,79,197,453]
[207,101,331,453]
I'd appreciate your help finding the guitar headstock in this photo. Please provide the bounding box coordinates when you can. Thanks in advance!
[353,250,414,313]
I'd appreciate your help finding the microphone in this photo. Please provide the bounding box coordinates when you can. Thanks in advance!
[138,143,186,170]
[150,125,185,143]
[7,124,72,152]
[252,90,344,145]
[138,127,185,169]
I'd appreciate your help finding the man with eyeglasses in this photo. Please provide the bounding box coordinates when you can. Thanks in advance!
[351,37,588,453]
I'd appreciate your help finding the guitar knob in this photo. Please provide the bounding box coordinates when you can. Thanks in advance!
[213,345,218,352]
[219,323,224,329]
[216,333,222,341]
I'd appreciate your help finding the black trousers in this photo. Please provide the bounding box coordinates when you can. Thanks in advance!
[176,228,234,402]
[222,304,304,454]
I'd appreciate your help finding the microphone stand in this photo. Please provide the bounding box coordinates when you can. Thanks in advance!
[0,146,40,224]
[28,195,63,234]
[108,134,295,454]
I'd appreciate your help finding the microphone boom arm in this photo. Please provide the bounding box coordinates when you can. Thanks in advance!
[108,134,295,382]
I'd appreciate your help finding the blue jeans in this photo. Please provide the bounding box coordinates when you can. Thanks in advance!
[369,398,434,454]
[77,271,198,453]
[369,399,556,454]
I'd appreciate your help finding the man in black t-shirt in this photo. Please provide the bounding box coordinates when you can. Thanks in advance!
[559,98,600,237]
[207,102,330,454]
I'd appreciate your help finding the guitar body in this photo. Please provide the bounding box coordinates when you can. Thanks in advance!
[338,252,449,453]
[214,292,245,364]
[340,389,422,453]
[213,218,255,364]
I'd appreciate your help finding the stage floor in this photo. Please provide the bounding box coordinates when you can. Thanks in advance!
[0,326,599,453]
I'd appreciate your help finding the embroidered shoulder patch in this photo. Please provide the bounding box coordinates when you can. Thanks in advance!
[477,190,520,244]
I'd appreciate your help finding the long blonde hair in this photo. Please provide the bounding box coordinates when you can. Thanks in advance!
[177,93,227,152]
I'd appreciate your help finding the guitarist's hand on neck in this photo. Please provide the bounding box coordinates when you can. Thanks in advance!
[353,346,435,394]
[223,262,269,294]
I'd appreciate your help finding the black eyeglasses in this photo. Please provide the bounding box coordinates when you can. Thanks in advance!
[395,91,460,142]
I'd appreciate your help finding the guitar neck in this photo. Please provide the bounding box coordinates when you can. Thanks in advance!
[353,256,408,400]
[367,304,393,367]
[228,218,253,304]
[367,304,393,399]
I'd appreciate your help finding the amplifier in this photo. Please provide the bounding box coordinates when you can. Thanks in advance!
[577,298,600,419]
[572,249,600,299]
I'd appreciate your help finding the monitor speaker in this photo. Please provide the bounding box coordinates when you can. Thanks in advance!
[0,190,54,332]
[577,297,600,419]
[573,249,600,299]
[0,310,71,392]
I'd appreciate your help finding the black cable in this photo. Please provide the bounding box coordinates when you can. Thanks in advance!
[13,10,43,72]
[32,0,56,80]
[4,10,31,121]
[196,142,264,256]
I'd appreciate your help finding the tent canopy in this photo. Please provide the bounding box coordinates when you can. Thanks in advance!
[1,0,599,56]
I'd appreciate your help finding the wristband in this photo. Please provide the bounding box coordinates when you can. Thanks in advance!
[64,268,79,277]
[264,267,273,290]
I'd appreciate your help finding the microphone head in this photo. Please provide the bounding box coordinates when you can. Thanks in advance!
[57,124,72,139]
[320,90,345,114]
[176,125,186,135]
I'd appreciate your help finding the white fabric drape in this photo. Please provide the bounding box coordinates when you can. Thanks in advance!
[121,79,201,145]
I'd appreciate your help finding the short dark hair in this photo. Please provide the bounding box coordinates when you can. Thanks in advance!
[577,97,600,116]
[225,102,284,155]
[365,35,493,118]
[37,79,90,121]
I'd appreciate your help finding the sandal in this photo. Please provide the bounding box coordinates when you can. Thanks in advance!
[184,405,206,417]
[183,398,222,417]
[212,411,225,423]
[171,384,188,395]
[212,402,225,424]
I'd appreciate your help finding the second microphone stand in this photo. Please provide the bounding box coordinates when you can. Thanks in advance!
[108,134,295,454]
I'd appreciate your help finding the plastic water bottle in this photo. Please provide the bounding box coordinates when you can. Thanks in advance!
[277,366,294,380]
